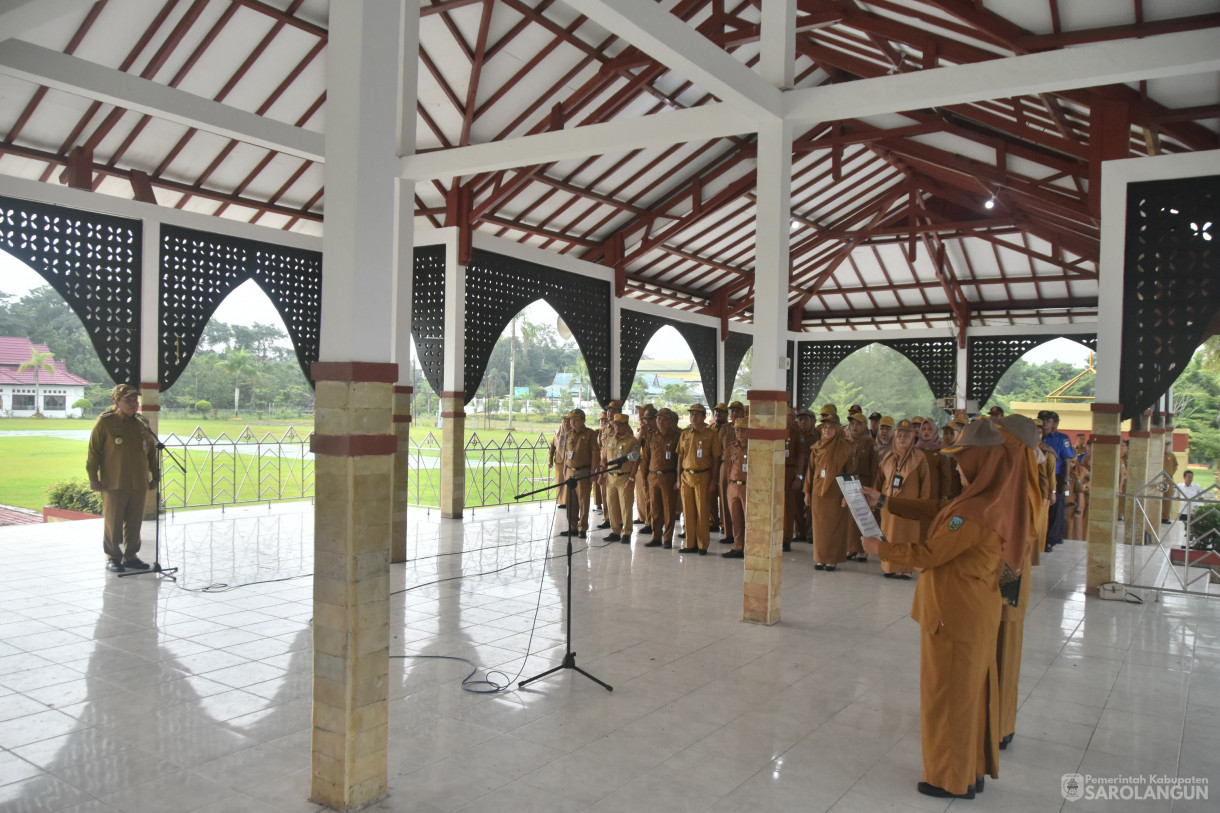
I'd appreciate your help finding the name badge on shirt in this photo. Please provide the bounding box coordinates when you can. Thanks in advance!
[567,451,573,460]
[696,448,703,459]
[665,451,672,460]
[741,456,748,473]
[820,468,826,479]
[892,475,904,490]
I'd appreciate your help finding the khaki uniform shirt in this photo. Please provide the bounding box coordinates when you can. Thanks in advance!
[677,424,721,484]
[86,410,158,490]
[602,432,639,476]
[564,426,600,470]
[725,436,748,483]
[641,428,680,474]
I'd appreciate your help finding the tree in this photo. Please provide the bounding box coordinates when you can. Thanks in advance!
[661,381,695,407]
[215,347,261,416]
[17,347,56,416]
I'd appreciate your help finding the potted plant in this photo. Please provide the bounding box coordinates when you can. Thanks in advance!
[1170,502,1220,569]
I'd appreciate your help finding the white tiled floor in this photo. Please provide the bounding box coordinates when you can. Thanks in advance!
[1,502,1217,813]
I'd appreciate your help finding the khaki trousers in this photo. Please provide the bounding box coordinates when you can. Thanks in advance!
[604,473,634,535]
[102,488,146,561]
[567,467,592,531]
[726,481,746,549]
[648,471,677,542]
[680,472,712,550]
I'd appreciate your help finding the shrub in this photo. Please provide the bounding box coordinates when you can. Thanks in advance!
[72,398,92,411]
[195,400,212,415]
[46,479,103,514]
[1188,503,1220,552]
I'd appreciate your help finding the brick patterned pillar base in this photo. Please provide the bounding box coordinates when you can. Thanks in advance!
[742,390,788,625]
[391,386,412,564]
[1086,404,1123,594]
[1124,415,1151,543]
[439,392,465,519]
[309,362,395,811]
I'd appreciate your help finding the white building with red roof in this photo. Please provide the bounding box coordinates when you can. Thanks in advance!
[0,337,93,418]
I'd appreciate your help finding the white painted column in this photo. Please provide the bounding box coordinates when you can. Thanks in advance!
[439,230,467,518]
[310,2,405,809]
[752,118,792,391]
[956,341,968,411]
[610,294,621,401]
[391,10,420,565]
[139,220,159,387]
[716,333,727,404]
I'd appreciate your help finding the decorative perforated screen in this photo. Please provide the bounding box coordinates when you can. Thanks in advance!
[463,249,611,406]
[1121,174,1220,421]
[412,245,446,395]
[0,195,140,386]
[796,341,861,409]
[881,338,957,400]
[725,332,752,401]
[620,310,718,407]
[160,225,321,390]
[967,334,1097,405]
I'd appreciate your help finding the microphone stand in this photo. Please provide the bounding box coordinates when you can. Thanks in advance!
[118,415,183,580]
[512,457,631,693]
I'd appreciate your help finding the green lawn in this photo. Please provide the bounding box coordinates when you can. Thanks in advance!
[0,436,89,511]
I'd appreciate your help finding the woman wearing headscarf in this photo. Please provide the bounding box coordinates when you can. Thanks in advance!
[805,405,857,571]
[861,418,1029,800]
[917,418,953,502]
[994,415,1041,752]
[875,419,930,579]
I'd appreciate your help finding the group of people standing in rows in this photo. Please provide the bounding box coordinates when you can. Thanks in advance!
[548,398,1093,800]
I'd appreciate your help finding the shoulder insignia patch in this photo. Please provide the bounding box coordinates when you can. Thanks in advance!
[948,516,964,531]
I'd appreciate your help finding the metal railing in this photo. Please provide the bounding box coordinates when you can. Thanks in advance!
[159,425,314,510]
[1117,472,1220,597]
[155,424,556,511]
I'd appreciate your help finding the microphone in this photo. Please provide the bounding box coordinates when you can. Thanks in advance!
[605,450,641,467]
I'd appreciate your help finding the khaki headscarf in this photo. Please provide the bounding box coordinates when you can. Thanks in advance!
[931,435,1035,602]
[811,423,854,497]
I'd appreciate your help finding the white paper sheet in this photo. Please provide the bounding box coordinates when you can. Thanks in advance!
[836,475,885,540]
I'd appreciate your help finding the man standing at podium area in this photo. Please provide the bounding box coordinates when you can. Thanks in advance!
[678,404,721,555]
[601,413,639,543]
[562,408,600,538]
[643,408,681,548]
[87,384,158,573]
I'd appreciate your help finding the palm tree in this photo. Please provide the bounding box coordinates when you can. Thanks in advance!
[17,347,56,417]
[215,346,260,417]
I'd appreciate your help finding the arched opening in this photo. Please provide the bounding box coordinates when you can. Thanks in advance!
[468,298,584,432]
[812,343,948,424]
[0,249,118,418]
[981,338,1095,415]
[634,325,700,414]
[163,278,313,421]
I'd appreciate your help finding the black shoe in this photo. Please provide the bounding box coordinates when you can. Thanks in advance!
[845,553,858,561]
[782,542,792,552]
[883,572,896,578]
[639,525,653,534]
[697,548,707,556]
[645,540,662,548]
[999,734,1013,751]
[1044,544,1052,553]
[123,557,150,570]
[578,530,587,539]
[897,573,911,580]
[662,541,673,549]
[722,549,744,559]
[557,504,566,509]
[855,555,867,563]
[974,776,985,794]
[634,519,646,525]
[597,521,611,530]
[824,565,836,572]
[709,524,721,533]
[680,547,698,553]
[721,536,733,545]
[917,782,974,800]
[107,558,125,573]
[604,533,621,542]
[814,564,825,571]
[619,535,630,544]
[678,532,686,539]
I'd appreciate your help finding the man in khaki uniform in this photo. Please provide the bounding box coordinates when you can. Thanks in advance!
[716,401,743,545]
[595,401,621,528]
[721,417,749,559]
[787,408,816,549]
[677,404,721,554]
[548,415,571,507]
[634,405,657,532]
[642,408,681,548]
[601,413,639,543]
[562,408,600,538]
[87,384,159,572]
[708,403,730,533]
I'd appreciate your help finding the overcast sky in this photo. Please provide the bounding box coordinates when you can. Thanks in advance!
[2,249,1090,366]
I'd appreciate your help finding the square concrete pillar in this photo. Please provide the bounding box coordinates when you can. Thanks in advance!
[1124,420,1151,538]
[743,390,789,625]
[139,382,161,518]
[1086,404,1123,594]
[391,386,412,564]
[439,392,465,518]
[310,362,395,811]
